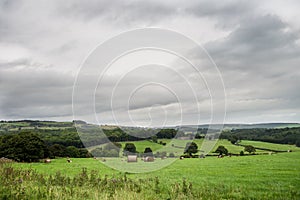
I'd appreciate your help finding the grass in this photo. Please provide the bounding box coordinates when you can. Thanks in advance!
[3,138,300,199]
[10,151,300,199]
[239,140,300,152]
[113,139,285,156]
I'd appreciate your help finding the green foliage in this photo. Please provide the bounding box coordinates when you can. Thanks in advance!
[244,145,256,154]
[195,133,204,139]
[169,152,175,157]
[220,127,300,146]
[157,128,177,139]
[66,146,80,157]
[0,132,48,162]
[143,147,153,157]
[296,140,300,147]
[215,145,228,155]
[240,151,244,156]
[123,143,137,155]
[48,144,66,157]
[159,141,167,145]
[0,163,200,200]
[48,144,90,158]
[90,147,119,157]
[151,135,158,143]
[229,135,239,144]
[6,152,300,199]
[184,142,198,156]
[160,151,167,158]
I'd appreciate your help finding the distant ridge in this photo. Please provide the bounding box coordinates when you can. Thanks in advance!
[1,120,299,130]
[175,123,300,131]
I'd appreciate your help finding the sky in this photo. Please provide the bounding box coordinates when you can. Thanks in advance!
[0,0,300,126]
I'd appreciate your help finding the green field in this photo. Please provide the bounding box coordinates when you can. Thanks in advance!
[9,151,300,199]
[113,139,285,156]
[240,140,300,152]
[1,121,300,199]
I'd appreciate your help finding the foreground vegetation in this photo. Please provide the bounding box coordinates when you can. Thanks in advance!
[1,151,298,199]
[1,120,300,199]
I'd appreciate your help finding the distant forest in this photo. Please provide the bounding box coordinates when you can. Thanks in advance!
[220,127,300,146]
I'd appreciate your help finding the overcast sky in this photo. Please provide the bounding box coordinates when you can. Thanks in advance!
[0,0,300,125]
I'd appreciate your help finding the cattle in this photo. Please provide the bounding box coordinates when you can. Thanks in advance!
[44,159,51,163]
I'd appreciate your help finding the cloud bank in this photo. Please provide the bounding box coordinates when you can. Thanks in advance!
[0,0,300,125]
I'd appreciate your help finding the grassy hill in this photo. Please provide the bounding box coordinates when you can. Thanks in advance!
[239,140,300,152]
[89,139,300,157]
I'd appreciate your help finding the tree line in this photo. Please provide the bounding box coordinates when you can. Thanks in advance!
[0,131,91,162]
[220,127,300,147]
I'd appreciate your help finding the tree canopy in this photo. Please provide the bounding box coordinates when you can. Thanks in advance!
[215,145,228,156]
[143,147,153,157]
[184,142,198,156]
[0,132,49,162]
[123,143,137,155]
[244,145,256,154]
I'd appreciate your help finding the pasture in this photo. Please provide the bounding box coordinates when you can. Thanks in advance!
[116,139,292,156]
[239,140,300,152]
[10,151,300,199]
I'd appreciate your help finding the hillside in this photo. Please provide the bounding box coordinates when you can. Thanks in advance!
[1,120,299,148]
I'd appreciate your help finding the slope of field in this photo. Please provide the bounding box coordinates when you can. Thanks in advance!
[12,151,300,199]
[116,139,273,156]
[240,140,300,152]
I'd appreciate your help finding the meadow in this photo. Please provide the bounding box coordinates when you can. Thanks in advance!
[115,139,288,156]
[5,151,300,199]
[1,121,300,199]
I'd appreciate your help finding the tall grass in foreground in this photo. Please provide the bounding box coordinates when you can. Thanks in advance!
[0,161,197,200]
[1,159,299,200]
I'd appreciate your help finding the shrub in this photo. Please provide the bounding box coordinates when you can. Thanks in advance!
[214,145,228,156]
[169,153,175,157]
[244,145,256,154]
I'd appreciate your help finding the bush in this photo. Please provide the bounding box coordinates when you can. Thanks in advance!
[90,148,119,157]
[123,143,137,155]
[160,151,167,158]
[214,145,228,156]
[143,147,153,157]
[66,146,80,158]
[240,151,244,156]
[296,140,300,147]
[244,145,256,154]
[169,153,175,157]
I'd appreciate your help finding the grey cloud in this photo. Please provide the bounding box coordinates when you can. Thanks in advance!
[206,15,300,67]
[0,1,299,124]
[203,14,300,122]
[0,59,74,119]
